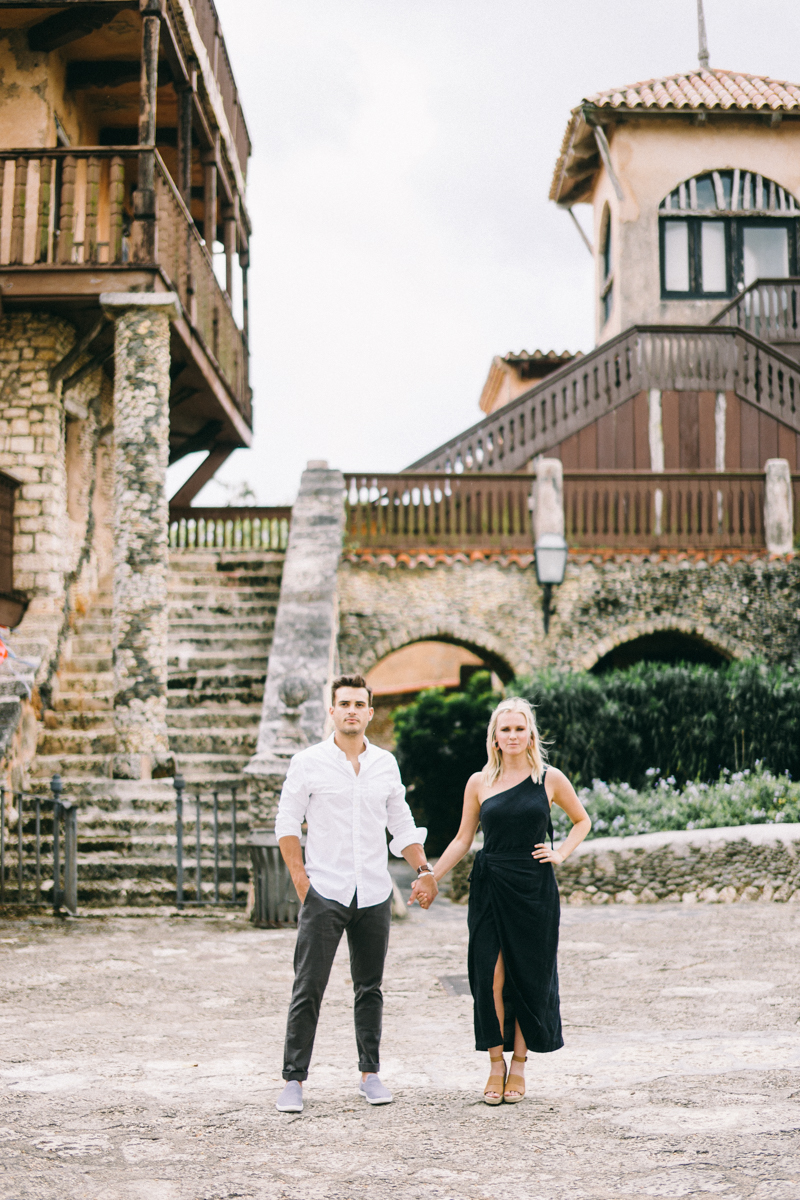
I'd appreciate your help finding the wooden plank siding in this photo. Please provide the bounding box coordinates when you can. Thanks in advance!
[551,391,800,472]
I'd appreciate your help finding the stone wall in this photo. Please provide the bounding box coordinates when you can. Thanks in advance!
[338,550,800,679]
[449,823,800,906]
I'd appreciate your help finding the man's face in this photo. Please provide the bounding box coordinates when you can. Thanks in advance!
[330,687,373,738]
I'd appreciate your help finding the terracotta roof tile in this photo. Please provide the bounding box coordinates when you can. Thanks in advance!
[590,68,800,113]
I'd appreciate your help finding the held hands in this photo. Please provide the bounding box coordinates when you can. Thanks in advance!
[532,843,564,866]
[408,874,438,910]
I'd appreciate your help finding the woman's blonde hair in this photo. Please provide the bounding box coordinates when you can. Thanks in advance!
[482,696,547,785]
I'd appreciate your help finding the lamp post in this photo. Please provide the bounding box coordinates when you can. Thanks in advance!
[534,533,568,634]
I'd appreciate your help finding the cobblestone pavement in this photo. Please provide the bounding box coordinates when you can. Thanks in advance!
[1,898,799,1200]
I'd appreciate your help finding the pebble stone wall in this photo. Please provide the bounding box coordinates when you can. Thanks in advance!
[449,824,800,906]
[338,551,800,678]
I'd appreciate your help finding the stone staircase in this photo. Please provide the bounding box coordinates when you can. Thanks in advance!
[30,549,283,906]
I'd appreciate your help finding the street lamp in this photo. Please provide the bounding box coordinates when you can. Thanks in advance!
[534,533,568,635]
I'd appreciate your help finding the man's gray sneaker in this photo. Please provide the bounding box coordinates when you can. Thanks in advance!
[276,1080,303,1112]
[359,1074,393,1105]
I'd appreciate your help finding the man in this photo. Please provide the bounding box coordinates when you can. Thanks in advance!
[274,674,438,1113]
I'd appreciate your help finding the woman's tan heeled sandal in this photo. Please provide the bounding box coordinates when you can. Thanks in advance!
[504,1054,527,1102]
[483,1054,506,1105]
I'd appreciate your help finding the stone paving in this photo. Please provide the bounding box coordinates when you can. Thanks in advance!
[1,896,799,1200]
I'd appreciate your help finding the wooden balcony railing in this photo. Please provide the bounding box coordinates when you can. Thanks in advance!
[344,471,798,553]
[184,0,251,177]
[169,507,291,551]
[344,473,533,550]
[0,148,249,425]
[408,325,800,474]
[711,278,800,344]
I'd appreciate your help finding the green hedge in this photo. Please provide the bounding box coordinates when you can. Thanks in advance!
[393,661,800,854]
[518,660,800,790]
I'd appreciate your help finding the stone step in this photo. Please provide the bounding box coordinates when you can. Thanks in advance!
[60,652,112,673]
[55,672,114,694]
[171,752,252,774]
[167,668,266,691]
[168,727,258,755]
[167,685,265,707]
[43,710,112,731]
[70,635,113,655]
[167,706,260,730]
[167,653,268,673]
[29,753,111,778]
[52,693,113,713]
[37,730,117,756]
[169,632,272,650]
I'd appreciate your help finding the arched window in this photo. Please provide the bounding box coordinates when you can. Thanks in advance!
[599,204,613,324]
[659,170,799,298]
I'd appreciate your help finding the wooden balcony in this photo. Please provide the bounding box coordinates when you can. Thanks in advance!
[409,323,800,475]
[0,146,250,449]
[711,278,800,353]
[343,471,799,554]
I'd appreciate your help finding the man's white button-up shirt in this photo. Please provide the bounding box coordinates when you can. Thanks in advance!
[274,734,427,908]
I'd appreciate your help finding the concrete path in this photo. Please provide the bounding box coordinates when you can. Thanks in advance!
[1,898,799,1199]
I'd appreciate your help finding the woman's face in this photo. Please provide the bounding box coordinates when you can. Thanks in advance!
[495,712,531,757]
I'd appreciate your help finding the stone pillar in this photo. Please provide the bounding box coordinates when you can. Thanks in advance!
[100,292,180,780]
[245,462,345,814]
[533,457,565,540]
[764,458,794,556]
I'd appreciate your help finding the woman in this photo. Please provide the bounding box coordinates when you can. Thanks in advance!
[411,697,590,1104]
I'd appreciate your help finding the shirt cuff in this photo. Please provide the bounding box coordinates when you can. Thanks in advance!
[388,827,428,857]
[274,813,303,841]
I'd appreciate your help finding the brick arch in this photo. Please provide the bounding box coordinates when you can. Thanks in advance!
[356,627,517,684]
[577,617,748,673]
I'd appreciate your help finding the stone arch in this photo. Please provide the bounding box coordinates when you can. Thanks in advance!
[578,617,747,674]
[358,628,516,685]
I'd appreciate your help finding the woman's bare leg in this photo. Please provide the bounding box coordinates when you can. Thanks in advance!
[505,1020,527,1098]
[485,952,506,1101]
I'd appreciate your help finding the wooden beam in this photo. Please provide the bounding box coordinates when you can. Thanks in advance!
[49,313,107,388]
[169,419,223,465]
[133,12,161,261]
[203,136,218,246]
[62,346,114,393]
[169,444,234,505]
[592,126,624,202]
[28,5,122,52]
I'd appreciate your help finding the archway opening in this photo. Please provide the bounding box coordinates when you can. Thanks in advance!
[365,639,509,748]
[591,630,731,674]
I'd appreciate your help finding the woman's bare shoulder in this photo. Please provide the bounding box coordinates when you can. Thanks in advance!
[544,764,569,794]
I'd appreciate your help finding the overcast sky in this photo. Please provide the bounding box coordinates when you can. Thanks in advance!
[168,0,800,505]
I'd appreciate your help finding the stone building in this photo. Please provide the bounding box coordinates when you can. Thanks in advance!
[1,29,799,903]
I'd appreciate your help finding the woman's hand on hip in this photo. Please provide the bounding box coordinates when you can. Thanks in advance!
[532,843,564,865]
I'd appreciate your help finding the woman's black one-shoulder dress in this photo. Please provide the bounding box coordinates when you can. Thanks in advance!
[467,772,563,1054]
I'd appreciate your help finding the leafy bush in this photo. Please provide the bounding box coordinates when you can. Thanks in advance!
[518,660,800,790]
[393,672,497,855]
[393,660,800,854]
[551,764,800,841]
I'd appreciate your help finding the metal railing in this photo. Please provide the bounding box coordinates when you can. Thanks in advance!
[563,470,770,551]
[169,507,291,551]
[0,775,77,914]
[0,148,249,424]
[173,775,246,908]
[712,278,800,344]
[408,324,800,474]
[248,831,304,927]
[344,473,532,550]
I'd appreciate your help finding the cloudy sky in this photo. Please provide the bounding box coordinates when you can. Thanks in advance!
[168,0,800,505]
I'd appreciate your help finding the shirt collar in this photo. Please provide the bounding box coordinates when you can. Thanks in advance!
[327,731,372,763]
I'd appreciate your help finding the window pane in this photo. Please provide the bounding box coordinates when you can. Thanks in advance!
[696,176,716,210]
[701,221,727,292]
[664,221,689,291]
[743,226,789,284]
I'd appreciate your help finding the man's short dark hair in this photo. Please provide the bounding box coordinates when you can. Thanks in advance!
[331,674,373,705]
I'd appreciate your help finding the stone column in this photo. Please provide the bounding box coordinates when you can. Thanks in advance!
[764,459,794,556]
[532,457,565,540]
[100,292,180,780]
[245,462,345,818]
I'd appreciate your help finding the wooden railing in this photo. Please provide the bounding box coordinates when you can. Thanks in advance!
[0,148,249,425]
[169,507,291,551]
[343,471,798,552]
[184,0,251,176]
[408,325,800,474]
[712,278,800,344]
[563,471,770,551]
[344,473,533,549]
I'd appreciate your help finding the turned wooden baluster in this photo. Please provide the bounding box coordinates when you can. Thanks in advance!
[56,154,76,263]
[108,156,124,263]
[36,157,52,262]
[83,155,100,263]
[9,157,27,264]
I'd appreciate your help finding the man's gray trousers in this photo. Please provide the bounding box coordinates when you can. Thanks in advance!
[282,885,393,1081]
